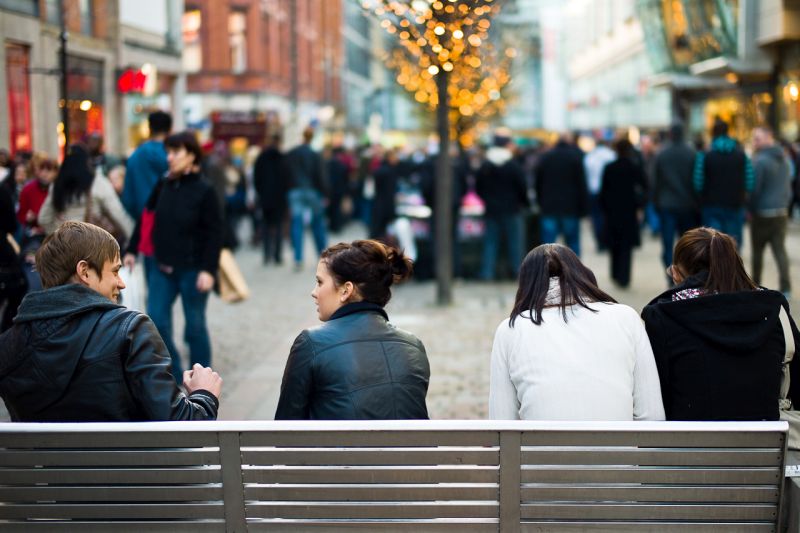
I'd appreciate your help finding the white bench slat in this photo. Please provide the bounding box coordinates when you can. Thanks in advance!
[520,484,780,503]
[245,501,499,519]
[0,467,222,484]
[521,466,782,485]
[0,485,223,502]
[0,449,220,467]
[244,483,497,501]
[518,522,775,532]
[240,431,499,447]
[0,502,226,519]
[0,432,220,448]
[521,430,785,448]
[243,466,498,484]
[246,520,499,531]
[242,448,499,466]
[1,522,224,532]
[521,448,783,467]
[520,502,778,521]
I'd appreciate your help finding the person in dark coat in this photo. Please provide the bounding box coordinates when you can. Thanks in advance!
[642,227,800,421]
[326,146,351,234]
[253,134,290,265]
[535,134,589,256]
[0,184,26,332]
[275,240,430,420]
[370,149,401,240]
[600,139,647,288]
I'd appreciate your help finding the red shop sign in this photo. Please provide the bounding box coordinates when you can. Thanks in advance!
[117,68,147,94]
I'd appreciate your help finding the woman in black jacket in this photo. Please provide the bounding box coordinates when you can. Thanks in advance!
[124,132,223,381]
[642,227,799,421]
[275,240,430,420]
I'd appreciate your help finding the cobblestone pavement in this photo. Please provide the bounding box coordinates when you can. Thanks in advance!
[2,219,799,421]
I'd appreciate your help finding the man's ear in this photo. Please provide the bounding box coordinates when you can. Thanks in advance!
[74,260,91,286]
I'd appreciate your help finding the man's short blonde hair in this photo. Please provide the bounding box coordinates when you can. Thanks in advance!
[36,221,120,288]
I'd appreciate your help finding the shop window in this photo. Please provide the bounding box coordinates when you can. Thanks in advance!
[5,43,32,154]
[183,9,202,73]
[229,10,247,74]
[79,0,93,35]
[44,0,61,25]
[0,0,38,17]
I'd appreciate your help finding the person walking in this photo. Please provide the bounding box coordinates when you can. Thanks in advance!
[693,118,753,248]
[535,134,589,256]
[286,127,328,270]
[584,137,615,252]
[275,240,429,420]
[0,184,26,332]
[124,132,223,381]
[642,227,799,421]
[599,139,647,288]
[749,126,793,298]
[369,148,402,240]
[489,243,664,421]
[654,123,698,272]
[121,111,172,220]
[253,134,290,265]
[476,132,529,280]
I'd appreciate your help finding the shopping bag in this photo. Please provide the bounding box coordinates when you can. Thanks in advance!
[121,265,146,313]
[218,248,250,303]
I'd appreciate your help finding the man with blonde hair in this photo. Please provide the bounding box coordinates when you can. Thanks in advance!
[0,221,222,421]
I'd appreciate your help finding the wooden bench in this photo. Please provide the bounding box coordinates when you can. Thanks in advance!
[0,420,790,532]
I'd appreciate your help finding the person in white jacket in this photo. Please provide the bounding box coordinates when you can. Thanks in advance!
[489,243,665,421]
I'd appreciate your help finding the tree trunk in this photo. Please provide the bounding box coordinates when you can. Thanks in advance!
[435,70,453,306]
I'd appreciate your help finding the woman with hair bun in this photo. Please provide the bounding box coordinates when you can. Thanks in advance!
[275,240,430,420]
[642,227,800,421]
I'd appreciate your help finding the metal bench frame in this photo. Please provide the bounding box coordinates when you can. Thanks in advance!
[0,420,789,532]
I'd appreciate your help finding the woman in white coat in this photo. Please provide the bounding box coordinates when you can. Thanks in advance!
[489,243,665,421]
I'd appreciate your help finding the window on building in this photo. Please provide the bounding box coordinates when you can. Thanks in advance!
[44,0,61,24]
[79,0,93,34]
[5,43,32,154]
[0,0,38,16]
[229,10,247,74]
[183,9,202,73]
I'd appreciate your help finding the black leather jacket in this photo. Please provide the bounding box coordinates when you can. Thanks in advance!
[275,302,430,420]
[0,284,218,421]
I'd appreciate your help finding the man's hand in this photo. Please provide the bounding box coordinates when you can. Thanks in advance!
[183,363,222,398]
[196,271,214,293]
[123,253,137,271]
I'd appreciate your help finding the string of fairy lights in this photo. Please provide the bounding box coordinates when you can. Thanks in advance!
[359,0,514,146]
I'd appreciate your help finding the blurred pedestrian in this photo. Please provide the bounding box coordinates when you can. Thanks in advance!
[16,156,58,291]
[253,133,290,265]
[584,136,615,252]
[642,227,799,421]
[639,134,660,236]
[124,132,223,381]
[275,240,429,420]
[693,118,753,248]
[286,127,328,270]
[370,148,401,240]
[476,131,529,280]
[39,144,133,243]
[600,139,647,288]
[654,123,698,273]
[535,134,589,256]
[749,126,793,297]
[326,146,350,234]
[122,111,171,219]
[0,184,26,332]
[489,243,664,421]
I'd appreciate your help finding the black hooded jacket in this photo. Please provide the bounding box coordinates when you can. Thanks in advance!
[275,302,430,420]
[0,284,218,421]
[641,272,799,421]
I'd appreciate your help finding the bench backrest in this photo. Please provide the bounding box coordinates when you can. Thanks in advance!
[0,420,788,532]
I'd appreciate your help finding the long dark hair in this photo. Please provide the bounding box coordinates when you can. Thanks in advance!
[673,227,757,293]
[52,144,93,212]
[510,244,617,326]
[321,240,413,307]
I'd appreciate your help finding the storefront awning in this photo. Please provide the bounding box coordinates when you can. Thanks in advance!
[689,56,771,77]
[649,72,735,91]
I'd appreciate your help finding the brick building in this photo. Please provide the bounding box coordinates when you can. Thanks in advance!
[182,0,343,145]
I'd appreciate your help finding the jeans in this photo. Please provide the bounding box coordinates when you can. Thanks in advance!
[147,266,211,381]
[659,208,699,268]
[701,207,745,249]
[750,215,791,293]
[588,194,606,251]
[480,213,524,280]
[540,216,581,257]
[289,188,327,264]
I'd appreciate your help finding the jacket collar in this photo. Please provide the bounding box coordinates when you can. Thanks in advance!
[15,283,122,323]
[647,271,709,306]
[329,301,388,321]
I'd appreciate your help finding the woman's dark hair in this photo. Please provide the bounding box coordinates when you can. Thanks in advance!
[52,143,93,212]
[321,240,413,307]
[672,227,757,293]
[510,243,616,326]
[164,131,203,166]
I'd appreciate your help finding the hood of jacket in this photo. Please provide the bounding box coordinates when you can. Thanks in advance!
[645,272,785,353]
[0,284,123,414]
[710,135,739,153]
[485,146,513,167]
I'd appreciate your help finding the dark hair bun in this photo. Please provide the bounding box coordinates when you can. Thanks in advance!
[386,246,413,284]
